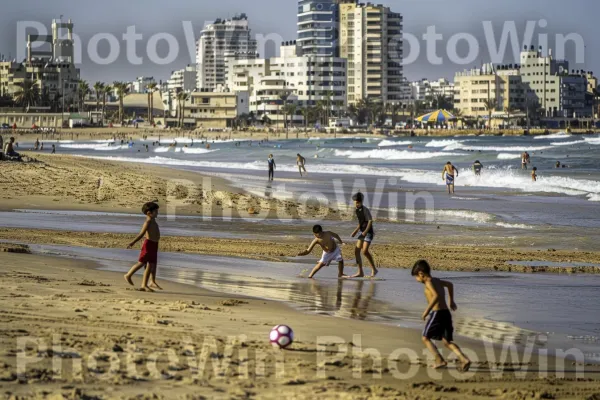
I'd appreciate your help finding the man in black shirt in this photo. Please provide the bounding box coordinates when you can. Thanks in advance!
[268,154,276,181]
[350,192,378,278]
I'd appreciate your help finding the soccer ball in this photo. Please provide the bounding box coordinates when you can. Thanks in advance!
[269,325,294,349]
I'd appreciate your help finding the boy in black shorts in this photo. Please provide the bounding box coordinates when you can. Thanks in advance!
[350,192,378,278]
[412,260,471,371]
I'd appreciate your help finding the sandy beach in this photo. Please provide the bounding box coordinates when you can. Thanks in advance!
[2,249,600,400]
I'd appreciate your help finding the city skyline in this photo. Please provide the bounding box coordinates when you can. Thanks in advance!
[0,0,597,85]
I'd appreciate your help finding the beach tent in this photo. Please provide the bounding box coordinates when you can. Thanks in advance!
[416,109,456,123]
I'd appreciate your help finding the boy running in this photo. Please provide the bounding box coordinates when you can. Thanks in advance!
[296,153,307,177]
[351,192,378,278]
[298,225,346,279]
[411,260,471,371]
[442,162,458,194]
[125,202,162,292]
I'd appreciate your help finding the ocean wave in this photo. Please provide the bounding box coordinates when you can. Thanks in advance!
[495,222,535,229]
[401,208,493,224]
[181,147,219,154]
[444,144,552,152]
[550,140,586,146]
[533,132,572,140]
[588,194,600,202]
[426,139,464,148]
[378,140,413,147]
[584,137,600,145]
[497,153,521,160]
[334,149,464,160]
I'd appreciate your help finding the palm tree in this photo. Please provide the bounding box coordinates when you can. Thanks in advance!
[113,82,128,124]
[483,99,497,129]
[146,82,158,124]
[14,80,40,111]
[93,82,104,112]
[451,108,463,128]
[315,101,327,127]
[284,103,297,134]
[389,102,402,128]
[102,84,112,126]
[279,92,291,137]
[504,106,519,128]
[176,91,190,128]
[78,80,90,112]
[299,107,311,136]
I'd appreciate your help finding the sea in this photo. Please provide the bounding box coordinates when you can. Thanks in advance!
[8,132,600,361]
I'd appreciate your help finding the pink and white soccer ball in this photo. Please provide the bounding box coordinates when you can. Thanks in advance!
[269,325,294,349]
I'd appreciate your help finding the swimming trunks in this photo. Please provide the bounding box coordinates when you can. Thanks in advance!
[423,309,454,342]
[319,246,343,266]
[446,174,455,186]
[138,239,159,264]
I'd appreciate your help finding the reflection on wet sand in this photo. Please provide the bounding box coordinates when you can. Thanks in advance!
[160,267,541,348]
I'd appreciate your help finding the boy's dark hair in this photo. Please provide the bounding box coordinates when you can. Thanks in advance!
[447,161,452,165]
[312,224,323,234]
[533,167,537,171]
[142,202,159,215]
[352,192,364,202]
[411,260,431,276]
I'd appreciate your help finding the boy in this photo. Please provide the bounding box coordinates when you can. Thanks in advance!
[350,192,378,278]
[531,167,538,182]
[411,260,471,372]
[472,160,483,176]
[125,202,162,291]
[442,162,458,194]
[298,225,346,279]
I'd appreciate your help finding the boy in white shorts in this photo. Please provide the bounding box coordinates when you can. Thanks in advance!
[298,225,346,279]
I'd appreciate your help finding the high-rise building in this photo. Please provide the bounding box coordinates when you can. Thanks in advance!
[226,42,347,124]
[167,66,197,93]
[297,0,340,57]
[1,18,80,110]
[338,1,403,105]
[196,14,258,91]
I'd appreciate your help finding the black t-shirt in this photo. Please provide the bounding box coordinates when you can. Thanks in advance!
[356,206,374,235]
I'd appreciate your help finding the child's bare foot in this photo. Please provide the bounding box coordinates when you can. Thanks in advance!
[370,268,379,278]
[431,360,448,369]
[140,286,154,292]
[338,275,349,279]
[351,272,365,278]
[150,282,163,290]
[124,275,134,286]
[459,360,471,372]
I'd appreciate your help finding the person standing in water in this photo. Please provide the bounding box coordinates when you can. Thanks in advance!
[521,152,530,170]
[268,154,276,181]
[472,160,483,176]
[442,162,459,194]
[296,153,307,177]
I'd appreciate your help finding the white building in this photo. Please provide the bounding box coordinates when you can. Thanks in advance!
[167,65,197,93]
[130,76,156,94]
[196,14,258,91]
[297,0,339,57]
[410,78,455,105]
[227,43,347,125]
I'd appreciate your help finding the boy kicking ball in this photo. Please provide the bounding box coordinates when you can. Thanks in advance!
[298,225,346,279]
[412,259,471,372]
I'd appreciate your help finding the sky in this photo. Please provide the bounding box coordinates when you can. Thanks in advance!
[0,0,597,85]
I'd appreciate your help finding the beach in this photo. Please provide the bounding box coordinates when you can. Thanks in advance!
[2,134,600,399]
[2,249,600,400]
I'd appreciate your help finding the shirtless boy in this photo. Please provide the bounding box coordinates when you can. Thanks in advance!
[125,202,162,291]
[442,162,459,194]
[412,260,471,371]
[298,225,346,279]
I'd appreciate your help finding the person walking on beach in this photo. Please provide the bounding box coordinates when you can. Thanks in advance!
[268,154,276,181]
[412,259,471,372]
[531,167,538,182]
[442,162,458,194]
[521,151,530,170]
[472,160,483,176]
[297,225,346,279]
[296,153,307,177]
[51,144,56,154]
[125,202,162,292]
[350,192,378,278]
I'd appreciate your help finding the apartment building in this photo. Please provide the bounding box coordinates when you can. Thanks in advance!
[174,91,249,129]
[167,66,197,93]
[338,1,403,105]
[297,0,340,57]
[196,14,258,91]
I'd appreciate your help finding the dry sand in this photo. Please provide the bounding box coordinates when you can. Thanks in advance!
[1,250,600,400]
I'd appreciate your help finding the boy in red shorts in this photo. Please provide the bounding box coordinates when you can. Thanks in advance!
[125,202,161,292]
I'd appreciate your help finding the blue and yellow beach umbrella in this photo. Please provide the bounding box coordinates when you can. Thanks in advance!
[416,109,456,123]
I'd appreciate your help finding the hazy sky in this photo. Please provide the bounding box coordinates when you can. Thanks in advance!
[0,0,597,84]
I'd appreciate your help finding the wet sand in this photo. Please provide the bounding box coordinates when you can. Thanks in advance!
[2,250,600,399]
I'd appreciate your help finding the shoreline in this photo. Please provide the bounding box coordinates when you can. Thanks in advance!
[2,229,600,274]
[1,250,600,399]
